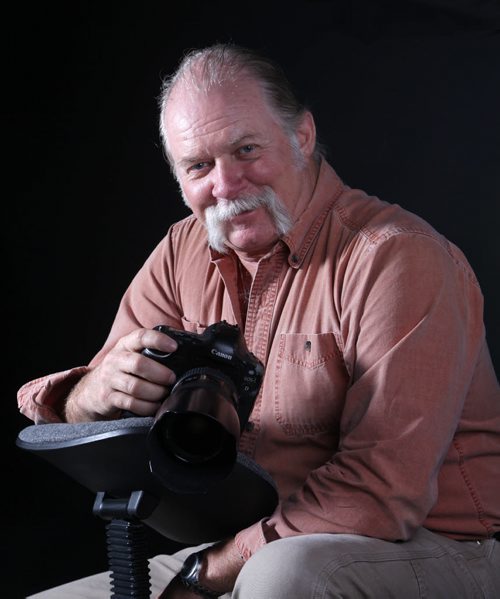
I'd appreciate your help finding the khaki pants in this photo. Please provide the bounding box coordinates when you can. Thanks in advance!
[28,528,500,598]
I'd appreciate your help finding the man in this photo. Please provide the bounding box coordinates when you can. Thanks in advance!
[18,43,499,598]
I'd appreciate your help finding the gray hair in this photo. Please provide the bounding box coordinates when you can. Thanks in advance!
[158,43,324,169]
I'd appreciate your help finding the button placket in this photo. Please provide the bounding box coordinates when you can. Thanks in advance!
[239,251,285,455]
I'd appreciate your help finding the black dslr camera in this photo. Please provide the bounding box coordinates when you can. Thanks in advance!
[142,321,264,493]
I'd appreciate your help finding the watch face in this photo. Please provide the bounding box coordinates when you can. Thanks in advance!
[181,552,202,583]
[180,551,220,598]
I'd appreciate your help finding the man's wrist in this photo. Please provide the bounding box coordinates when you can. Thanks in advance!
[62,374,92,423]
[63,390,81,423]
[179,550,222,598]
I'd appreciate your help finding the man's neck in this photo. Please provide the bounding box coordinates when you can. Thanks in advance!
[234,252,261,278]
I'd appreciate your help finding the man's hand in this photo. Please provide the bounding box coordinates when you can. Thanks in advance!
[157,538,244,598]
[64,328,178,422]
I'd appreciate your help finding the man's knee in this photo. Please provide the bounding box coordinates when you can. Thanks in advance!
[233,535,345,599]
[233,533,416,598]
[233,531,500,599]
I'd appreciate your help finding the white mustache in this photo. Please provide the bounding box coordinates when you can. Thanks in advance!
[203,187,293,253]
[205,195,266,224]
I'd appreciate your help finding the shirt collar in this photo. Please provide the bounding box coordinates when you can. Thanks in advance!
[281,159,345,268]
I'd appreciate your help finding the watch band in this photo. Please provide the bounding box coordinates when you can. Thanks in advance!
[179,550,222,598]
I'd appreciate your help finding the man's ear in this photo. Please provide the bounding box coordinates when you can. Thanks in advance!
[296,111,317,159]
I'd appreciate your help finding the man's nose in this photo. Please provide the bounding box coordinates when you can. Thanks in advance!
[211,159,245,200]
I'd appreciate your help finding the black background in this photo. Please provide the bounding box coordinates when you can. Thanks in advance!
[5,1,500,597]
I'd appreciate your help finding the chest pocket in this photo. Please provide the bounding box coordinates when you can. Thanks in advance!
[273,332,348,436]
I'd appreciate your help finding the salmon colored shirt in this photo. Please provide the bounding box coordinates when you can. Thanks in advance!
[18,161,500,561]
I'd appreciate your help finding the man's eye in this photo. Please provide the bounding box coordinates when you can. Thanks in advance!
[239,144,255,155]
[189,162,208,173]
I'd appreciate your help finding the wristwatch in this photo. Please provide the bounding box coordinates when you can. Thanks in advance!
[179,550,221,598]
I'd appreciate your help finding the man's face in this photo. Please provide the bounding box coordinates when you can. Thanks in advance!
[163,77,315,258]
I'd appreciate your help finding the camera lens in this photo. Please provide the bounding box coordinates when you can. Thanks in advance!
[148,368,242,493]
[162,412,226,464]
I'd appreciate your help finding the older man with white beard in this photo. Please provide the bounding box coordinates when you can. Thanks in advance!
[18,43,500,599]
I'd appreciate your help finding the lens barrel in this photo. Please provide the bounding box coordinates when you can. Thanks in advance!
[148,368,241,493]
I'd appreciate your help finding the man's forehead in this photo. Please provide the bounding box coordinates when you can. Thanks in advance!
[164,79,276,151]
[168,107,260,145]
[166,76,269,122]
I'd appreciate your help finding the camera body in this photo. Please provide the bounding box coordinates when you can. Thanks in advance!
[142,320,264,429]
[142,321,265,493]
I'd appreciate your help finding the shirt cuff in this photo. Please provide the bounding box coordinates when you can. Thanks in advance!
[17,366,90,423]
[234,517,281,561]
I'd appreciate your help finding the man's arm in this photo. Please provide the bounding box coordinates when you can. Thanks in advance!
[234,231,493,561]
[267,233,485,539]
